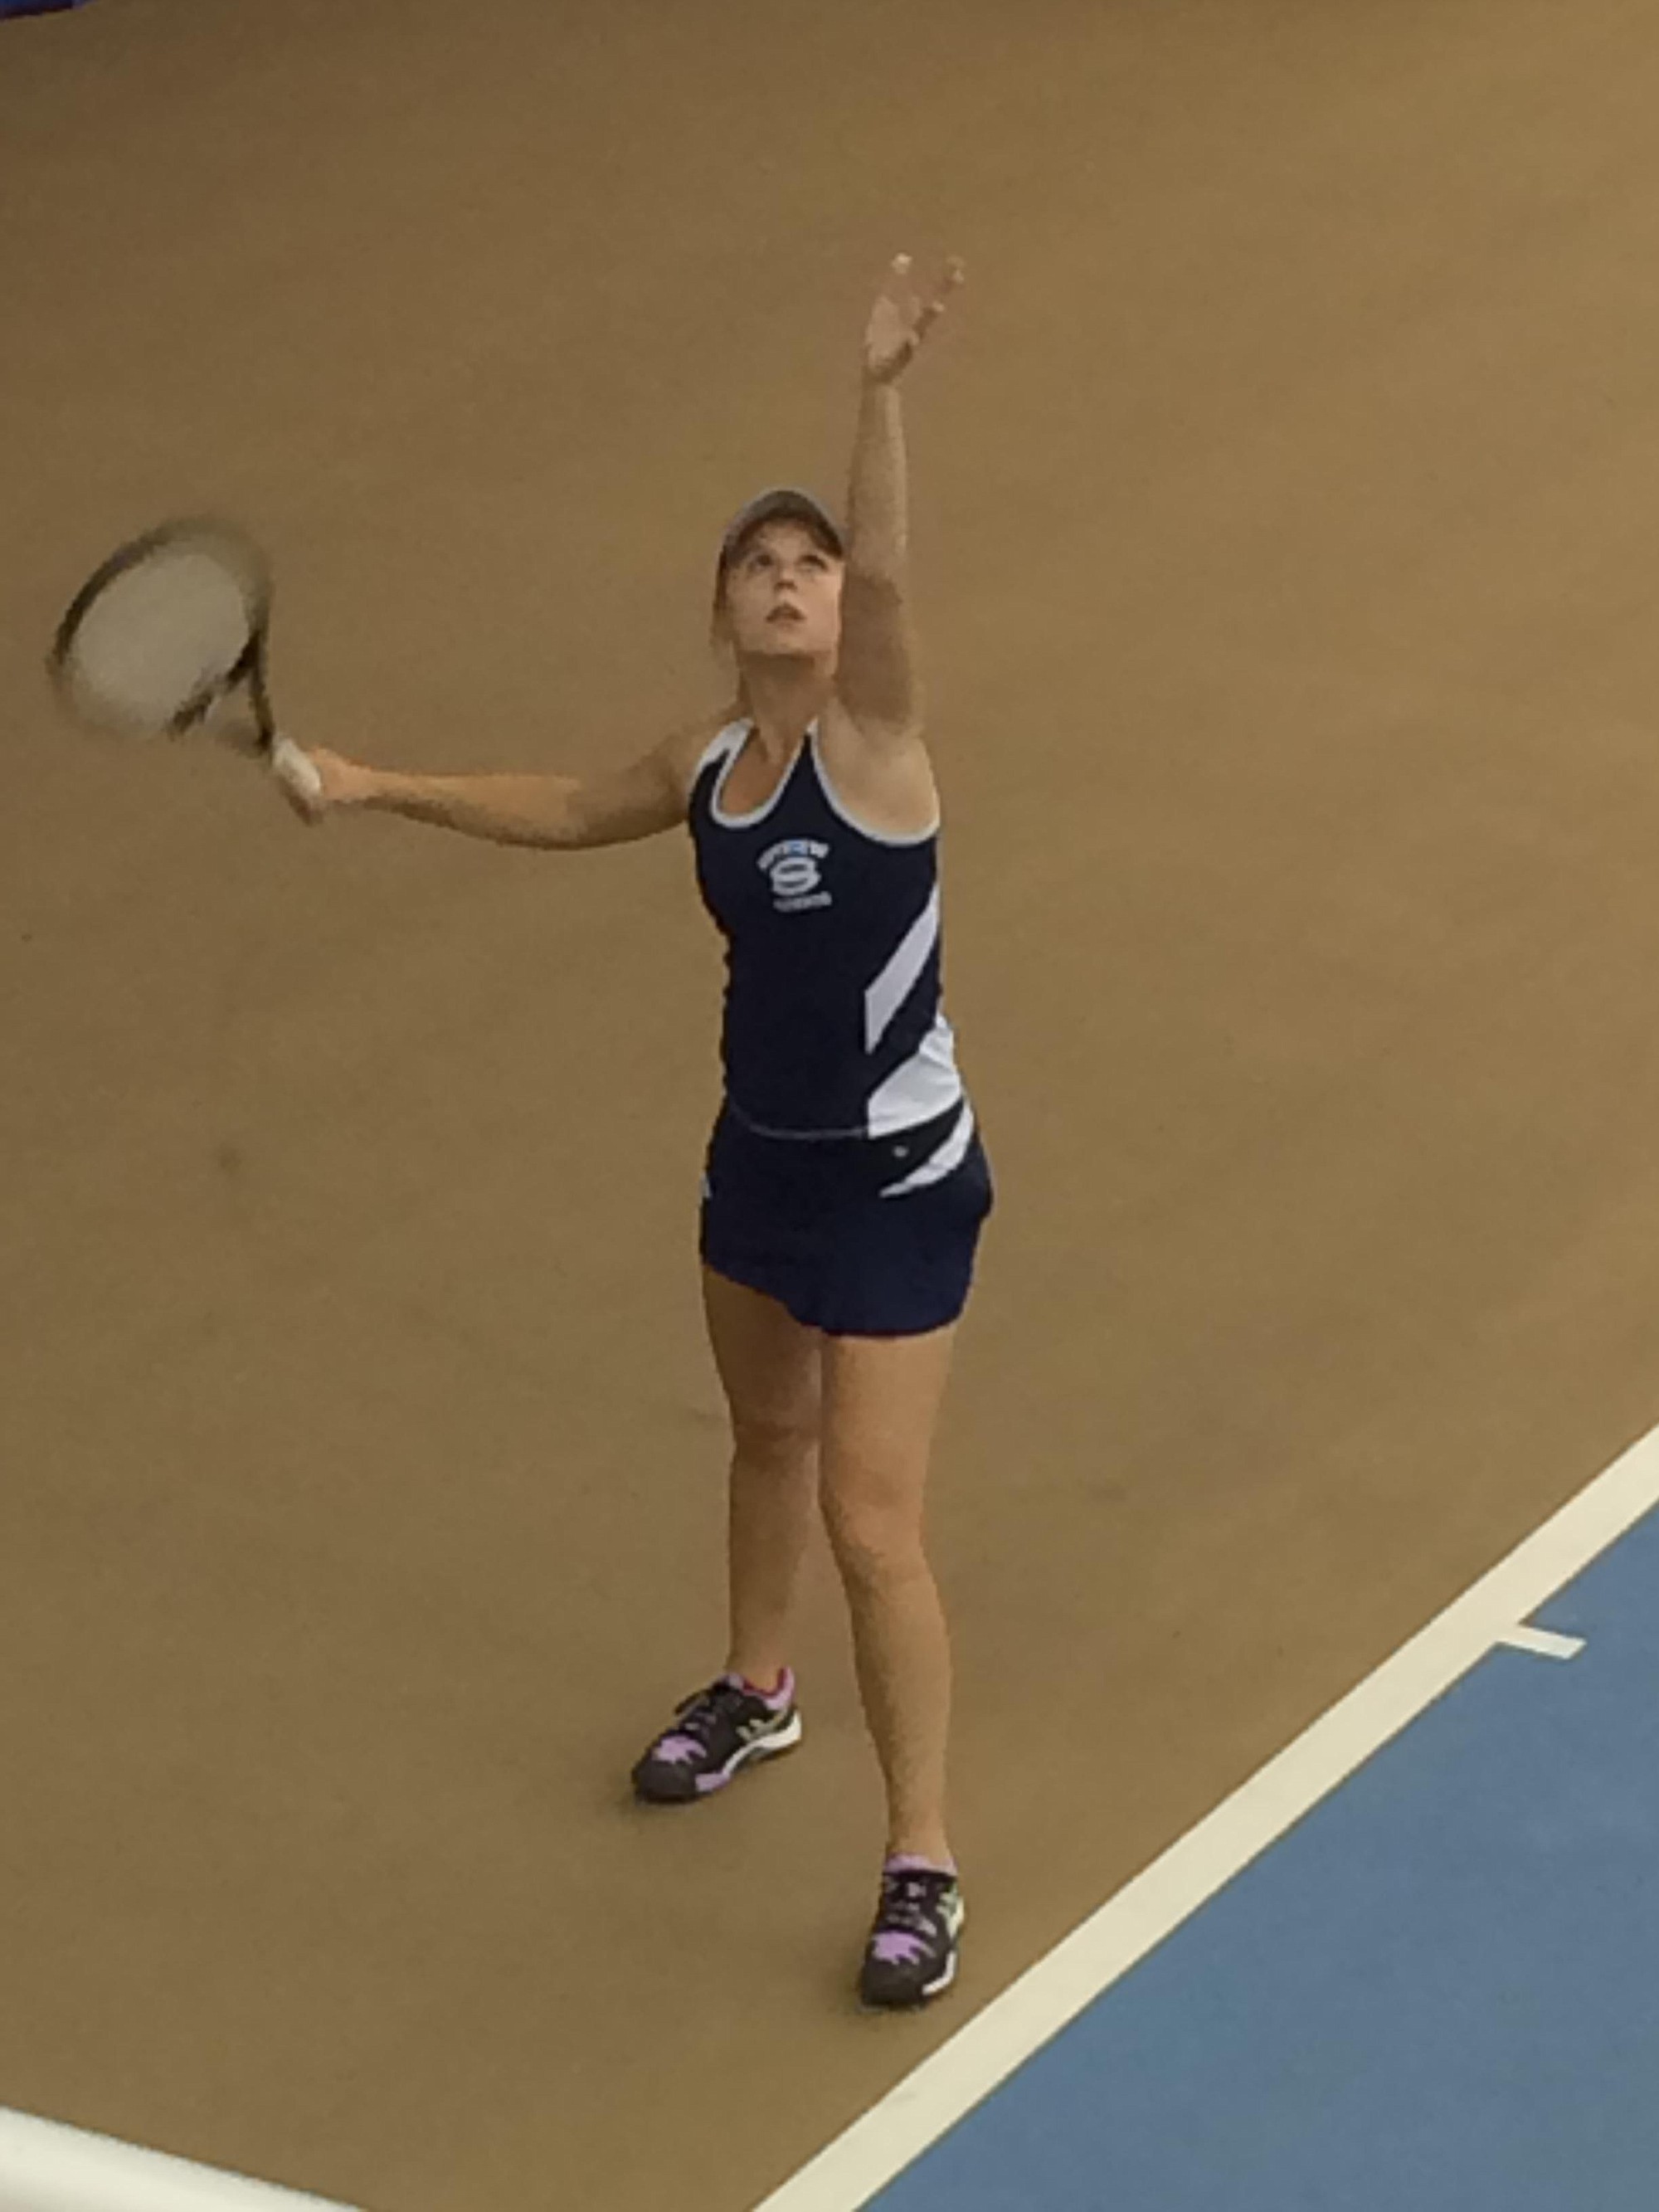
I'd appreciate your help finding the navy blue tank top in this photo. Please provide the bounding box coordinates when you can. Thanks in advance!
[688,719,964,1139]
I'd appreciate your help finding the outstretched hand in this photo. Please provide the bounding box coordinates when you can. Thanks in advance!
[862,252,965,385]
[271,738,374,821]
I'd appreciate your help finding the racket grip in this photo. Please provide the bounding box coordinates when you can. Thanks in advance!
[270,733,324,803]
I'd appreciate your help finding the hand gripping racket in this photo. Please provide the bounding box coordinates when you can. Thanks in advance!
[46,519,323,804]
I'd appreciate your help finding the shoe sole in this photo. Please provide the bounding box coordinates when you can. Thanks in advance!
[633,1710,804,1804]
[698,1710,804,1793]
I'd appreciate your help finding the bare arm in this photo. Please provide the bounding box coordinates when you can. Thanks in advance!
[280,718,720,848]
[840,377,917,736]
[836,255,963,743]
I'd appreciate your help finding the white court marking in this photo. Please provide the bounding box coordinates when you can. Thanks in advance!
[752,1423,1659,2212]
[0,2111,361,2212]
[1496,1623,1588,1660]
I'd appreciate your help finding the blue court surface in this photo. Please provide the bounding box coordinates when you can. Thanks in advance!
[868,1507,1659,2212]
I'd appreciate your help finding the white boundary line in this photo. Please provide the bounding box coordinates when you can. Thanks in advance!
[0,2111,362,2212]
[753,1423,1659,2212]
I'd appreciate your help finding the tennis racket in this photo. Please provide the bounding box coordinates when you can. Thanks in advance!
[46,518,322,804]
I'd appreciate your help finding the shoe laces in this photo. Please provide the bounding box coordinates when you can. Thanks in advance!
[672,1677,751,1745]
[878,1867,949,1937]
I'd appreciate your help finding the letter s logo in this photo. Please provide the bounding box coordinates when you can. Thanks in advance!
[768,854,821,899]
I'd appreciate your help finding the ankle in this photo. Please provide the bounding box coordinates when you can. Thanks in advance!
[726,1662,794,1705]
[885,1840,956,1876]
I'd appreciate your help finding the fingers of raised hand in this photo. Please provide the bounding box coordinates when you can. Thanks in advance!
[865,251,964,379]
[888,251,964,340]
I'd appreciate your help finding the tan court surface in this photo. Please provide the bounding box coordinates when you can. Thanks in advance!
[7,2,1659,2206]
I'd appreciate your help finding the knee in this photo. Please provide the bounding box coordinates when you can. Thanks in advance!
[732,1406,820,1479]
[820,1475,928,1591]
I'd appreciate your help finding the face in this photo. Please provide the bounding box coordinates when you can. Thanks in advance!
[718,520,844,665]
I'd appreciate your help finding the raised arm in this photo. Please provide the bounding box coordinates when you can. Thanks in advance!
[278,715,722,848]
[837,254,964,743]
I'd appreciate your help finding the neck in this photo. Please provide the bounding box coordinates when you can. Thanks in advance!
[737,654,834,753]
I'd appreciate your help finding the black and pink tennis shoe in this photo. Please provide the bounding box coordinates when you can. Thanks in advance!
[630,1670,802,1803]
[859,1859,966,2010]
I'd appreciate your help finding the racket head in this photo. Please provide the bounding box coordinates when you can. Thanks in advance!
[47,519,273,742]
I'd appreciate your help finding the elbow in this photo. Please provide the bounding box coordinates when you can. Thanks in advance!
[537,785,589,850]
[540,811,585,851]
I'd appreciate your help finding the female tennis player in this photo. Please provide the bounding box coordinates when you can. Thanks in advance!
[284,254,990,2010]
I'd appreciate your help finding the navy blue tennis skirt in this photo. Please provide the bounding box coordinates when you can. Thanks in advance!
[699,1099,994,1337]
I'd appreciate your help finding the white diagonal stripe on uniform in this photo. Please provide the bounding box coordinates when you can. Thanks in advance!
[879,1104,975,1196]
[868,1014,963,1137]
[864,887,941,1053]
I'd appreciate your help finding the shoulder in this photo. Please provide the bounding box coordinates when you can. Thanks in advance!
[658,704,745,803]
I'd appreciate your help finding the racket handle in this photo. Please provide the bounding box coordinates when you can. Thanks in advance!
[270,733,324,804]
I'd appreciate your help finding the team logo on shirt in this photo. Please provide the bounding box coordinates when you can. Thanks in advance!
[760,837,833,913]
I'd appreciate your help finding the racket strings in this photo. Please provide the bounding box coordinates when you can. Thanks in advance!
[53,530,268,737]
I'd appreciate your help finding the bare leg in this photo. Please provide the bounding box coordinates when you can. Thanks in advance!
[701,1269,823,1690]
[819,1326,958,1865]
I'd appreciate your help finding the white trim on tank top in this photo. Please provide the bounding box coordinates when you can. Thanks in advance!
[708,720,797,830]
[701,719,941,845]
[693,722,747,779]
[807,726,940,847]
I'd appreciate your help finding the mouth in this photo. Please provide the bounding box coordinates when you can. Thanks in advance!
[766,604,806,626]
